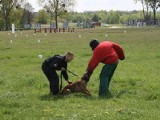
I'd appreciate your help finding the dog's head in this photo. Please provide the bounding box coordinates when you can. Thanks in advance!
[61,88,71,95]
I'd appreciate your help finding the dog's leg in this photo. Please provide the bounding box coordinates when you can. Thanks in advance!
[77,82,92,96]
[80,88,92,96]
[84,89,92,96]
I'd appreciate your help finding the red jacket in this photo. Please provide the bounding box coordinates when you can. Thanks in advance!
[87,41,125,72]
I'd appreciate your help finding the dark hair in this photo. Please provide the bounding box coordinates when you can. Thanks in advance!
[90,39,99,50]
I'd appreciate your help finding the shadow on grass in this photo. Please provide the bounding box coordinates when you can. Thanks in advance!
[39,91,128,101]
[39,93,98,101]
[74,93,98,100]
[39,94,66,101]
[73,93,115,100]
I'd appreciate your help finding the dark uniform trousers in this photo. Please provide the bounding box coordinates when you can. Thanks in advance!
[42,62,59,94]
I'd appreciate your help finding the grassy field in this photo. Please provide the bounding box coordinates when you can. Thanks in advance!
[0,27,160,120]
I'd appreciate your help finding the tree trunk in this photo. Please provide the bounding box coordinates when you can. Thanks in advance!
[153,8,156,25]
[152,0,157,25]
[55,0,58,29]
[141,0,145,19]
[5,16,10,31]
[55,11,58,29]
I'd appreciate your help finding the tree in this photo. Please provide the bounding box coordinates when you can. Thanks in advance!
[148,0,160,24]
[38,9,48,24]
[97,11,108,23]
[20,2,34,28]
[135,0,160,25]
[92,14,100,22]
[0,0,26,30]
[107,11,121,24]
[38,0,75,28]
[10,8,23,28]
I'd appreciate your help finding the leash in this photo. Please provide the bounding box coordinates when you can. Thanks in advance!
[59,70,79,93]
[59,72,63,93]
[67,70,79,77]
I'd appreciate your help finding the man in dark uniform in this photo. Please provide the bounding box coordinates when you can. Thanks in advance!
[42,52,74,95]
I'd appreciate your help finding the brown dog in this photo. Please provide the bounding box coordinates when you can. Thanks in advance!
[61,79,91,96]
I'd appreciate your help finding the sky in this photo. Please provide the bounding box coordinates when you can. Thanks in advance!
[28,0,142,12]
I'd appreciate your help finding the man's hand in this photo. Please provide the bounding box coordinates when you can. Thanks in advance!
[67,80,72,84]
[82,72,90,82]
[82,70,92,82]
[61,67,66,71]
[120,57,125,60]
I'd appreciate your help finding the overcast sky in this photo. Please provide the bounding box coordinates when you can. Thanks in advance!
[28,0,142,12]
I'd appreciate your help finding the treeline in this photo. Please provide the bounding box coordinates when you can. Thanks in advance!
[1,0,160,30]
[0,9,160,30]
[65,10,160,24]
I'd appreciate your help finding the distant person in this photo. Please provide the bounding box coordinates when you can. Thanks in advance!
[82,39,125,97]
[42,52,74,95]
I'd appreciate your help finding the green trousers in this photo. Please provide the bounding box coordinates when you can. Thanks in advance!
[99,62,118,97]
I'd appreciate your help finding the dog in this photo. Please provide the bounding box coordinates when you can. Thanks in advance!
[61,79,91,96]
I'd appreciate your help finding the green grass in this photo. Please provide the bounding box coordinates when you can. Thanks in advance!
[0,27,160,120]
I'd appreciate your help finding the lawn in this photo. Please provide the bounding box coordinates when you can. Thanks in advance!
[0,27,160,120]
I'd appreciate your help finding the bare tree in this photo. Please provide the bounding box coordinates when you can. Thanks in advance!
[135,0,150,20]
[148,0,160,24]
[20,2,34,27]
[0,0,26,30]
[38,0,75,28]
[135,0,160,25]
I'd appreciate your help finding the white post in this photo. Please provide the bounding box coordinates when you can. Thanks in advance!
[12,24,15,33]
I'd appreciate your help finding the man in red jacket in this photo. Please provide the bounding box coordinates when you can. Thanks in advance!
[82,39,125,97]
